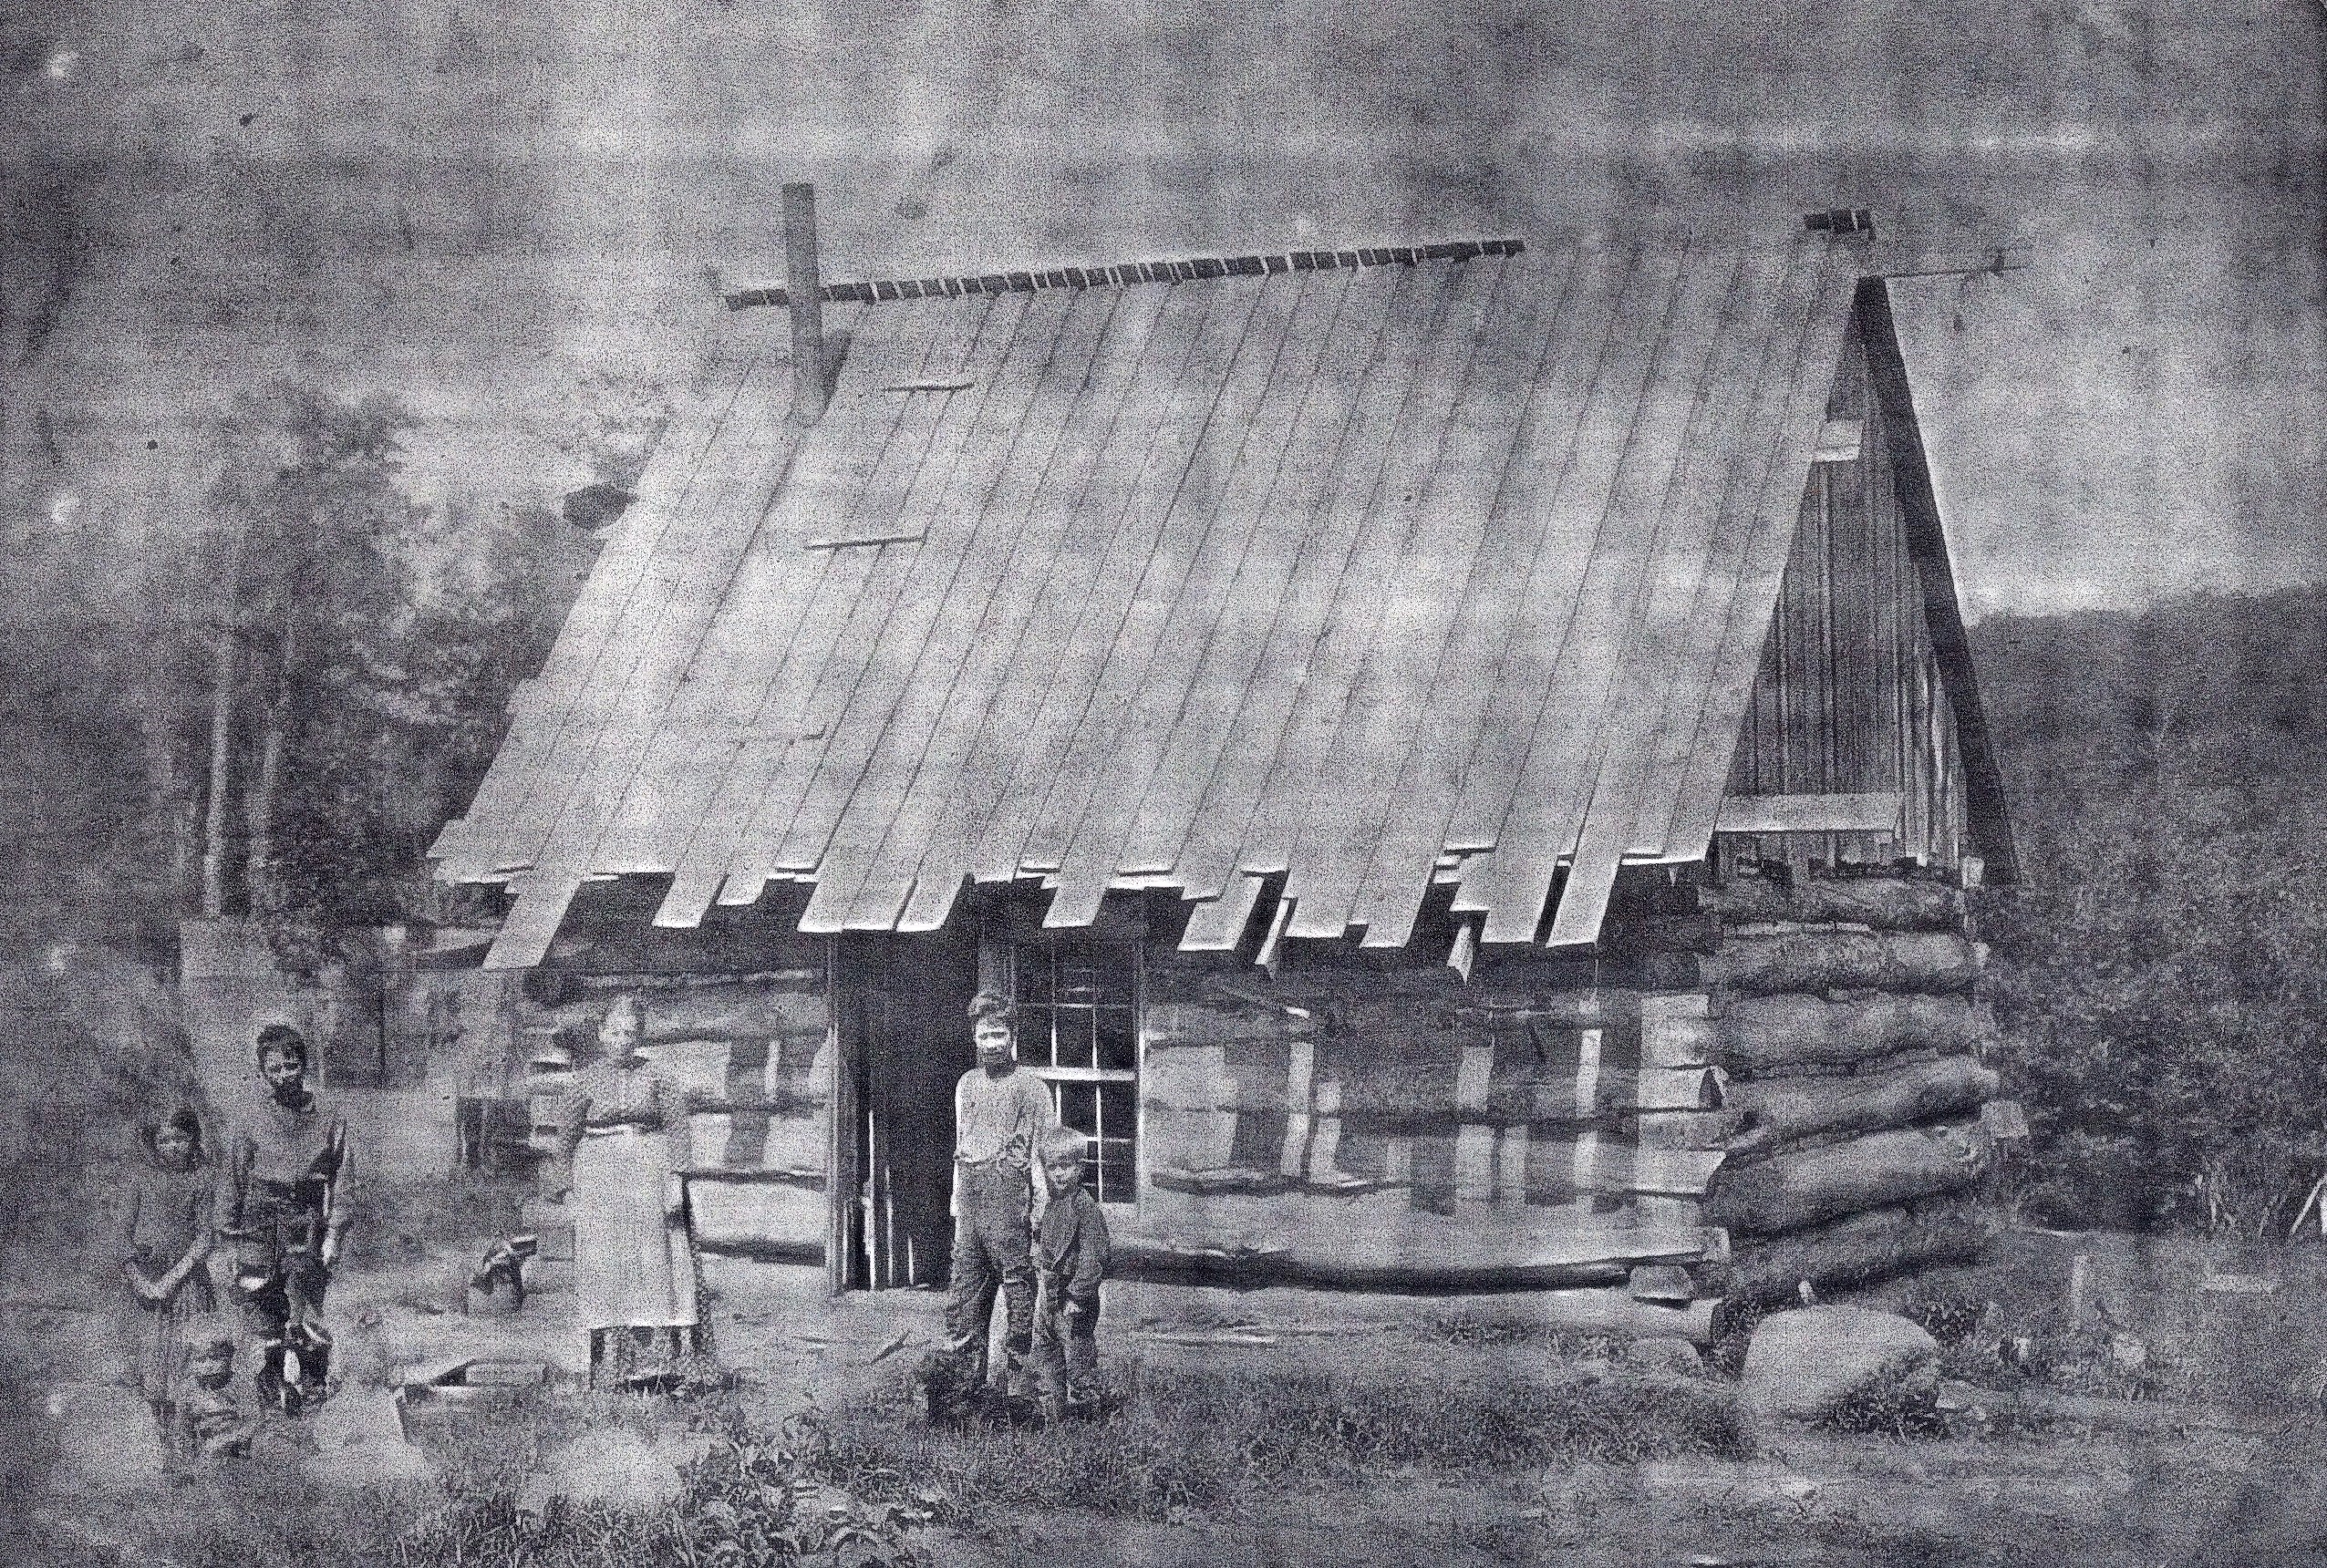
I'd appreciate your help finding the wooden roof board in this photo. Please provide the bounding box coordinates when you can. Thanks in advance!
[1227,257,1502,888]
[1019,274,1304,895]
[593,309,970,885]
[1434,251,1689,881]
[822,291,1134,930]
[1662,263,1861,854]
[1145,264,1434,903]
[435,339,774,881]
[961,279,1265,883]
[1112,265,1393,880]
[1626,246,1846,860]
[708,295,1023,903]
[647,300,976,925]
[445,234,1991,961]
[1278,254,1545,939]
[480,349,818,967]
[1344,244,1630,947]
[497,357,805,878]
[797,290,1118,930]
[780,291,1081,890]
[440,337,786,879]
[1460,244,1741,943]
[1543,248,1807,944]
[1041,270,1350,925]
[738,294,1043,884]
[886,286,1184,931]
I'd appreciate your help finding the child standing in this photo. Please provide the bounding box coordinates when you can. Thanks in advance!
[177,1322,253,1461]
[1029,1124,1110,1421]
[121,1104,217,1449]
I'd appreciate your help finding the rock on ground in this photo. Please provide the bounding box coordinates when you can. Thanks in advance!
[303,1387,435,1487]
[1740,1305,1939,1429]
[518,1428,716,1515]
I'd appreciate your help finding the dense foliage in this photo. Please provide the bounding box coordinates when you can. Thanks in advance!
[0,385,591,970]
[1972,586,2327,1236]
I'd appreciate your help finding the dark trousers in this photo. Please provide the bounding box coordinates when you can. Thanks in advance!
[945,1161,1033,1378]
[1032,1284,1101,1401]
[233,1193,332,1397]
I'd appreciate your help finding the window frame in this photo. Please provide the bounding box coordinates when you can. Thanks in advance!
[999,930,1142,1206]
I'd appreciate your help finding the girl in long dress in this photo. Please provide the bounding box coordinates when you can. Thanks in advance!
[121,1104,216,1449]
[556,995,703,1386]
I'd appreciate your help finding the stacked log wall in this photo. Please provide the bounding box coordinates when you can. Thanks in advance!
[1131,944,1730,1292]
[1692,868,2006,1301]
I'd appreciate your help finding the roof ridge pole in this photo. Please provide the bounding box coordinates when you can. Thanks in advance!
[783,181,830,423]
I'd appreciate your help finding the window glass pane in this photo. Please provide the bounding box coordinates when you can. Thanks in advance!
[1011,934,1138,1202]
[1095,1007,1136,1073]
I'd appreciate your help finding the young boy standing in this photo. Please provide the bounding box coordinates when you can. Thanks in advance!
[1030,1124,1110,1420]
[225,1023,352,1413]
[944,994,1055,1396]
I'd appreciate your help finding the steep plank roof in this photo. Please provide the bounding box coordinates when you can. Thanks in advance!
[434,230,1877,969]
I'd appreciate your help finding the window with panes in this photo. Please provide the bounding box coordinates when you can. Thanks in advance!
[1004,935,1138,1203]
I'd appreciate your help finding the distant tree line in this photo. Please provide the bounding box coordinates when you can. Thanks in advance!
[1972,586,2327,1236]
[0,387,591,973]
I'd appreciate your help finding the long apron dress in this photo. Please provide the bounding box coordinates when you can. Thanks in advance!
[122,1161,217,1407]
[566,1064,699,1339]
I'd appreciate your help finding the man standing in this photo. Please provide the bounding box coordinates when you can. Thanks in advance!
[944,993,1055,1396]
[225,1022,351,1413]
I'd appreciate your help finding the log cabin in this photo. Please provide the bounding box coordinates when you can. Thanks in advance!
[430,193,2022,1313]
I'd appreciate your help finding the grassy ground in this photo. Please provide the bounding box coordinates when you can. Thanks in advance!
[804,1363,1747,1526]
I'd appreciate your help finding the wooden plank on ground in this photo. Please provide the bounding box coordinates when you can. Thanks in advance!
[1023,273,1309,906]
[1041,270,1345,925]
[1226,257,1506,902]
[962,279,1267,884]
[1458,245,1739,943]
[1345,244,1623,947]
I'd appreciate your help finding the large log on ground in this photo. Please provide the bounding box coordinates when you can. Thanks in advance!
[1716,994,1992,1074]
[1703,1121,1993,1234]
[1704,932,1984,996]
[1704,874,1965,933]
[1725,1057,2000,1159]
[1724,1201,1993,1303]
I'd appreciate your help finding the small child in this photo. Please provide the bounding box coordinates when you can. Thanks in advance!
[121,1104,216,1448]
[177,1323,253,1461]
[1029,1125,1110,1421]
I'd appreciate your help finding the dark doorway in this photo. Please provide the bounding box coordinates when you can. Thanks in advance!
[833,929,978,1290]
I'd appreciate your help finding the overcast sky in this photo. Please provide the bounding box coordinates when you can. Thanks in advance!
[3,0,2320,621]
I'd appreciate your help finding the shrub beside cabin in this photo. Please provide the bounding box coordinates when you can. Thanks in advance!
[430,205,2021,1315]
